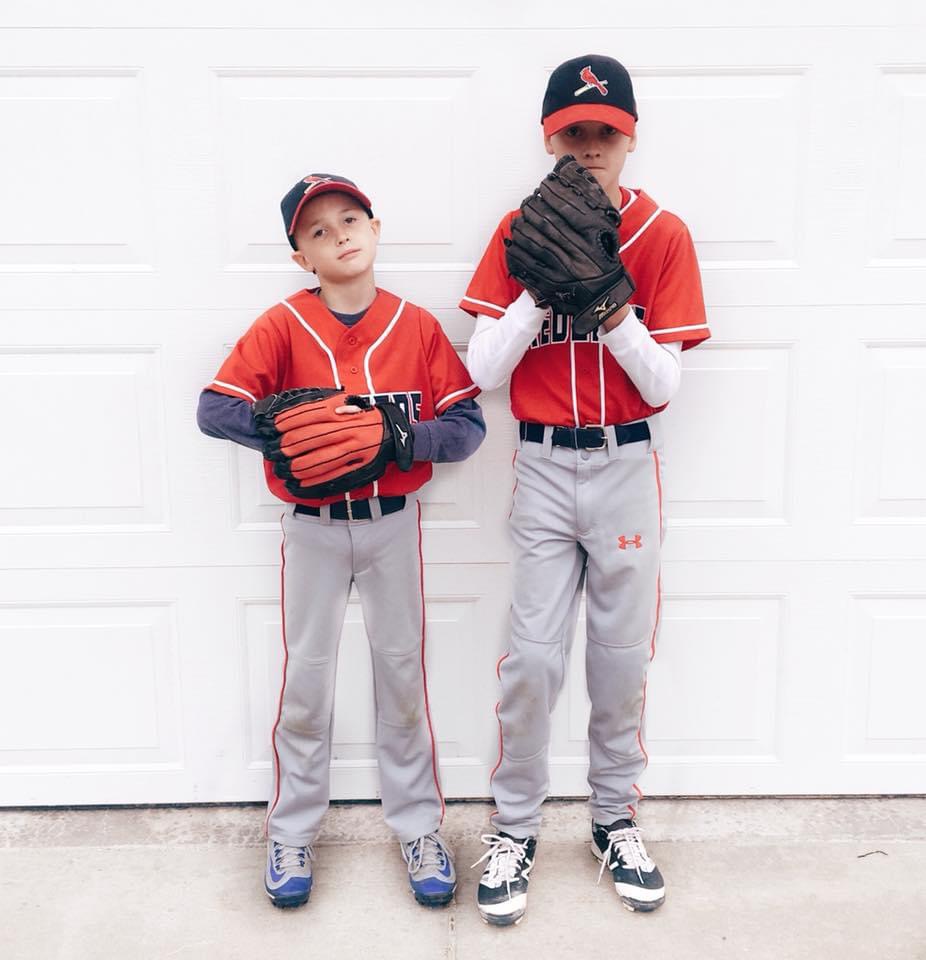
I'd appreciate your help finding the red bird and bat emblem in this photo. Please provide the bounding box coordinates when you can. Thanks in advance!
[302,175,334,195]
[575,66,609,97]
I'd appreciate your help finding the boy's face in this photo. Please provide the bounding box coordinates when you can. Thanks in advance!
[290,192,380,281]
[544,121,637,198]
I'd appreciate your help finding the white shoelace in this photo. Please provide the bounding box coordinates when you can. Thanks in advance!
[404,832,450,875]
[596,824,654,885]
[272,840,314,872]
[471,834,532,890]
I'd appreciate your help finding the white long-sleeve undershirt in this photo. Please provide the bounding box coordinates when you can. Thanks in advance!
[465,290,548,391]
[466,289,683,409]
[597,308,682,408]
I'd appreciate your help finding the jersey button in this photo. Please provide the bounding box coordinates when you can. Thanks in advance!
[350,365,358,374]
[348,336,357,345]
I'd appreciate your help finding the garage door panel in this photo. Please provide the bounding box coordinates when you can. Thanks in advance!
[662,342,792,522]
[0,602,182,768]
[554,596,783,765]
[0,347,167,530]
[846,596,926,757]
[854,342,926,521]
[870,67,926,264]
[0,68,151,268]
[627,69,806,267]
[646,597,782,757]
[215,68,478,270]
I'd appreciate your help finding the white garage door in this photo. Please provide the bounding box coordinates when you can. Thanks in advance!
[2,2,925,805]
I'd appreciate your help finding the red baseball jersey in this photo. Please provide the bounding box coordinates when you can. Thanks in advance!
[460,187,709,426]
[208,288,479,506]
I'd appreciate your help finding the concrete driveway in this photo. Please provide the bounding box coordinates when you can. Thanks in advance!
[1,798,923,960]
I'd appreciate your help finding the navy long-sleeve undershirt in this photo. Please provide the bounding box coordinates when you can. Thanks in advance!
[196,390,485,463]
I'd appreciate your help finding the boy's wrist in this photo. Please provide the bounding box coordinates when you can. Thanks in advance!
[599,302,632,333]
[510,288,548,332]
[410,420,432,461]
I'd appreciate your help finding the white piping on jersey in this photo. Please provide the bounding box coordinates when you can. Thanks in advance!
[653,322,710,336]
[570,338,579,427]
[597,342,606,427]
[619,189,638,215]
[620,207,663,254]
[364,299,407,394]
[461,294,506,314]
[212,379,256,403]
[279,299,340,386]
[435,384,477,411]
[372,479,379,498]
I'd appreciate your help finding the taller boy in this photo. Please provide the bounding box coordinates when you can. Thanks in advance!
[462,56,710,924]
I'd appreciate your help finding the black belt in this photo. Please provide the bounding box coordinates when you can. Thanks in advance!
[519,421,650,450]
[294,495,406,521]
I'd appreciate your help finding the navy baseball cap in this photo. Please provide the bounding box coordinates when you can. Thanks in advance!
[542,55,637,138]
[281,174,374,249]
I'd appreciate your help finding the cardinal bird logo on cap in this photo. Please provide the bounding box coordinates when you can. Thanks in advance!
[302,175,334,195]
[575,66,609,97]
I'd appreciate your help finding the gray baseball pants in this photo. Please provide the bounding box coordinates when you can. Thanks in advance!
[266,496,444,846]
[491,418,665,838]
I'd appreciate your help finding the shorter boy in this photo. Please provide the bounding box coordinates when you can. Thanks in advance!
[197,173,485,908]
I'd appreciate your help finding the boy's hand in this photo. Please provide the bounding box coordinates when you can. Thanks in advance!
[504,155,635,336]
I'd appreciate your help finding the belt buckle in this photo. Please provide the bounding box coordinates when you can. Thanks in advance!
[577,427,607,450]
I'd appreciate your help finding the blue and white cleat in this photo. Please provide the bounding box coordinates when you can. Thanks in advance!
[400,832,457,907]
[265,838,314,908]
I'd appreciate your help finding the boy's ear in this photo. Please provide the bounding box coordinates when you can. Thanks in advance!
[628,131,638,153]
[291,250,314,273]
[369,217,381,238]
[543,134,555,156]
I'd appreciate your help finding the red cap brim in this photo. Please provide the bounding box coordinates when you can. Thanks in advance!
[542,104,636,138]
